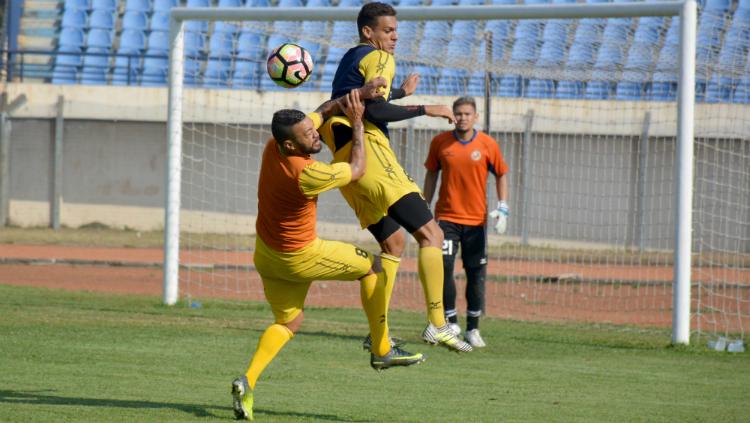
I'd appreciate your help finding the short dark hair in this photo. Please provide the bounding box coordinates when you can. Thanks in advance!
[271,109,306,144]
[453,96,477,111]
[357,2,396,39]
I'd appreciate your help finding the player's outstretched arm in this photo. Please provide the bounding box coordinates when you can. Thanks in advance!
[315,77,386,121]
[391,73,420,100]
[340,89,367,181]
[364,101,455,125]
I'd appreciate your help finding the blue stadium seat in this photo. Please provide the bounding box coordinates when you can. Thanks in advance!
[153,0,178,11]
[306,0,331,6]
[64,0,91,11]
[147,30,169,53]
[733,75,750,103]
[233,61,260,89]
[209,31,234,59]
[458,0,484,5]
[91,0,116,12]
[187,0,210,6]
[584,81,613,99]
[418,23,450,62]
[498,75,523,97]
[319,61,338,93]
[204,59,232,88]
[555,81,584,98]
[705,75,734,102]
[437,68,467,96]
[526,79,555,98]
[52,47,82,84]
[150,12,170,32]
[632,16,664,44]
[278,0,304,6]
[214,22,239,35]
[485,20,511,63]
[141,55,168,86]
[112,30,146,85]
[218,0,243,6]
[237,31,265,62]
[61,9,87,29]
[703,0,730,12]
[338,0,363,6]
[415,65,439,94]
[466,39,489,96]
[122,11,149,31]
[81,47,110,84]
[183,58,202,87]
[432,0,457,5]
[491,0,515,3]
[89,10,115,30]
[112,54,141,85]
[615,81,646,100]
[119,29,147,52]
[59,28,85,49]
[509,21,542,64]
[184,32,206,58]
[87,28,112,49]
[394,21,418,58]
[398,0,424,5]
[125,0,152,13]
[297,21,326,59]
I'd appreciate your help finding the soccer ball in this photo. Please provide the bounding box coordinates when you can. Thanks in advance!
[266,43,314,88]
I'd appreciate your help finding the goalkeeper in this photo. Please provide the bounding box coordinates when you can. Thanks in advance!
[318,1,472,353]
[423,96,510,349]
[231,86,425,421]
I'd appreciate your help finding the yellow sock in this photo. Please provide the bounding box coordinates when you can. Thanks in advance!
[380,253,401,312]
[245,323,293,389]
[360,272,390,356]
[418,246,447,327]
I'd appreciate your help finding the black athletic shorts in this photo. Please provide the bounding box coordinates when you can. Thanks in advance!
[367,192,434,243]
[438,220,488,268]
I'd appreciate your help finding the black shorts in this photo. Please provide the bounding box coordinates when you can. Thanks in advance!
[367,192,434,243]
[438,220,488,268]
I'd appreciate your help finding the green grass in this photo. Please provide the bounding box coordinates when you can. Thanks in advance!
[1,285,748,422]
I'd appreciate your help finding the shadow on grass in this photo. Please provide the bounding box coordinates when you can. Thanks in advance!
[0,389,224,418]
[0,390,371,422]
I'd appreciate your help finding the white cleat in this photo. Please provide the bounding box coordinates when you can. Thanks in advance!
[464,329,486,348]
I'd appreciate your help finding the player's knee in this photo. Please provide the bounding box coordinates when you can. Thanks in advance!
[380,230,405,257]
[414,220,443,248]
[284,311,304,334]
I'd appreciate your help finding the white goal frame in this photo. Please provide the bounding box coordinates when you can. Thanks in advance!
[164,1,697,344]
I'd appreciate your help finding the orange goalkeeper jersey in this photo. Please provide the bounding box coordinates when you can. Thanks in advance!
[256,114,352,252]
[424,129,509,226]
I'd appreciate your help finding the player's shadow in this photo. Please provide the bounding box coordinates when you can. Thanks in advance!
[0,389,224,419]
[0,390,372,422]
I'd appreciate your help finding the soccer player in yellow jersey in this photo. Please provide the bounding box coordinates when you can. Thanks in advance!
[318,2,472,352]
[231,87,425,421]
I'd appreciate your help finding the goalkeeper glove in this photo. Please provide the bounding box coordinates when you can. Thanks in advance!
[488,201,509,234]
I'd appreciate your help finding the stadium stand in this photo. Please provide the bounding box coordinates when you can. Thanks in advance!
[5,0,749,103]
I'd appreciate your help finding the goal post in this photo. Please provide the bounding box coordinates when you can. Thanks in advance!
[164,1,699,344]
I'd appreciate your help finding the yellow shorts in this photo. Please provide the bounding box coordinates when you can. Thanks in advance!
[320,117,422,228]
[254,235,374,324]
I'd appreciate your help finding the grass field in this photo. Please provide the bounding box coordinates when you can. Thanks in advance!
[1,285,748,422]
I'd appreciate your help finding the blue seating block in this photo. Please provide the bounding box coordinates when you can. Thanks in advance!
[556,81,584,98]
[91,0,117,12]
[122,11,149,31]
[153,0,178,11]
[81,47,110,85]
[150,12,170,32]
[64,0,91,11]
[125,0,152,12]
[87,28,112,49]
[526,79,555,98]
[141,54,168,86]
[61,9,87,29]
[89,10,115,30]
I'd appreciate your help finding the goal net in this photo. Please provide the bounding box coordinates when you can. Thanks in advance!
[166,2,750,344]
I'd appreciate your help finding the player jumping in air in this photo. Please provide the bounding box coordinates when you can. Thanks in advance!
[317,2,472,352]
[231,86,425,421]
